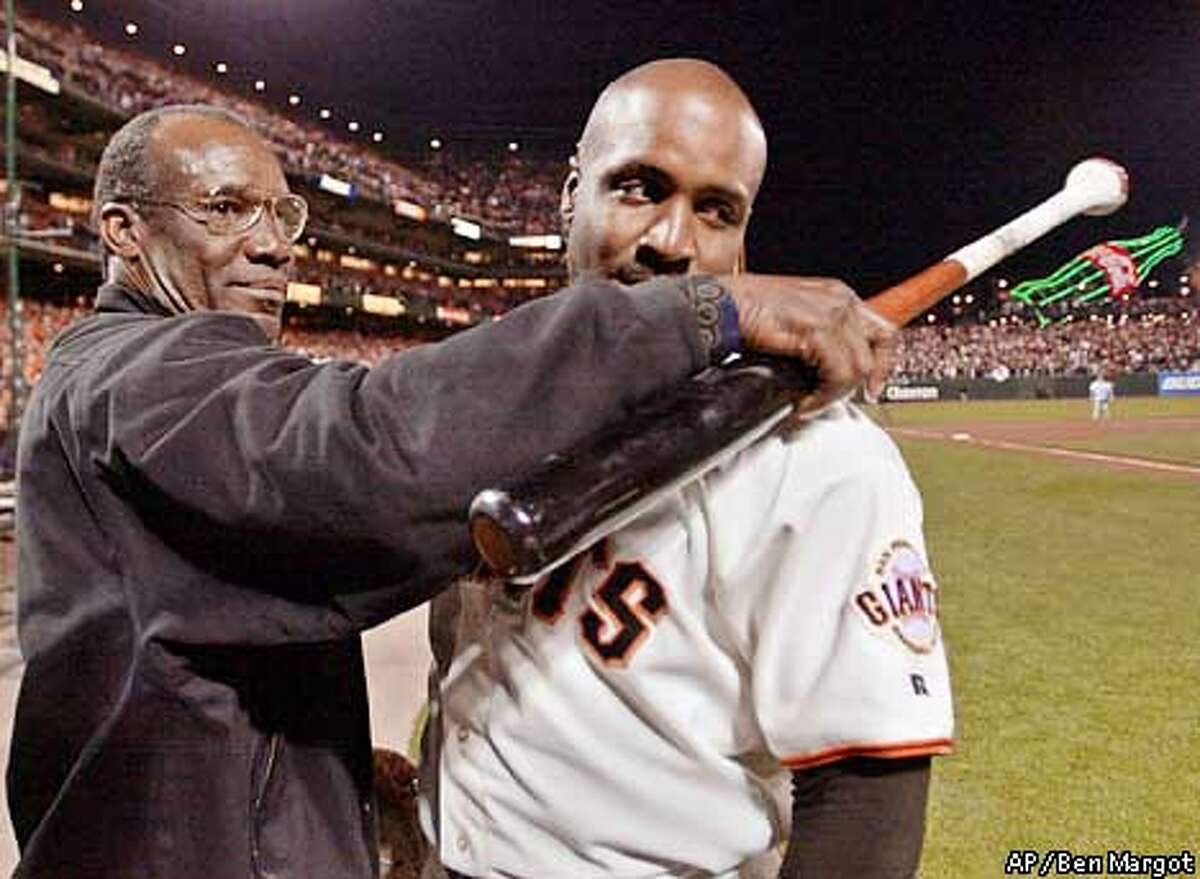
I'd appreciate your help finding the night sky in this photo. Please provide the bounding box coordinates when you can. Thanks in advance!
[20,0,1200,295]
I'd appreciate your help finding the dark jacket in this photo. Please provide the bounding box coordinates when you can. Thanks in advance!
[8,279,708,878]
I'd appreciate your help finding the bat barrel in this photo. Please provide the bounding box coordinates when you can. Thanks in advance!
[469,357,817,579]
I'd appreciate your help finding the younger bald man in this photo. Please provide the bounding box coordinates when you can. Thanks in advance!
[419,59,951,878]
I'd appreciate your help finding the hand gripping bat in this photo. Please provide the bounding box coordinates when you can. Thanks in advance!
[469,158,1129,582]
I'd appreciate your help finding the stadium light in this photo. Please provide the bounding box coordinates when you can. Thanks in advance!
[52,262,64,273]
[125,22,139,36]
[430,137,442,150]
[254,79,266,92]
[172,43,186,56]
[317,174,355,198]
[215,62,228,74]
[509,234,562,250]
[507,141,519,152]
[451,217,482,240]
[319,108,332,120]
[1148,278,1159,288]
[372,131,383,143]
[348,120,360,132]
[997,278,1008,289]
[69,0,84,12]
[288,94,301,106]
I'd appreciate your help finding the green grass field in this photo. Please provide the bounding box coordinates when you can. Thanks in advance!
[877,398,1199,876]
[883,396,1200,466]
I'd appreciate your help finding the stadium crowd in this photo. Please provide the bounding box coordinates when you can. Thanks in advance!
[11,12,563,234]
[896,307,1199,379]
[0,296,92,427]
[2,296,1196,425]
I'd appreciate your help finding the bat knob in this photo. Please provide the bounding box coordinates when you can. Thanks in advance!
[1065,157,1128,216]
[469,489,534,577]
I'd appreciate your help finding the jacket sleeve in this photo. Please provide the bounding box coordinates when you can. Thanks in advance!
[74,277,708,627]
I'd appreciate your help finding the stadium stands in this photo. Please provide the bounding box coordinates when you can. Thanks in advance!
[10,12,565,234]
[895,309,1199,381]
[0,7,1196,428]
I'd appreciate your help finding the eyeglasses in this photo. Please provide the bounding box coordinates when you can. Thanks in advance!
[133,191,309,243]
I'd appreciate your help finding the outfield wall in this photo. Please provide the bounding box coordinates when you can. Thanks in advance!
[884,372,1167,401]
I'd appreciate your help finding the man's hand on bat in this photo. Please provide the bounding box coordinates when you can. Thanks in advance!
[720,273,897,416]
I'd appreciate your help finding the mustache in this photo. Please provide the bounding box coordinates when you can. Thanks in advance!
[613,264,656,285]
[612,247,692,285]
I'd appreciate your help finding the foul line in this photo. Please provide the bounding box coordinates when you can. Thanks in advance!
[891,428,1200,478]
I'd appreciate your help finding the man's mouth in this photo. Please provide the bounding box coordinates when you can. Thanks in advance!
[231,282,286,306]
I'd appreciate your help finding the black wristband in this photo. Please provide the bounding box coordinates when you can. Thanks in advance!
[684,275,742,362]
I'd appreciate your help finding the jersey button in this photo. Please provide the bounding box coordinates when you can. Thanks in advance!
[456,726,470,743]
[456,834,470,852]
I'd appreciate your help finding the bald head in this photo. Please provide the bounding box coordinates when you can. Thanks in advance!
[577,59,767,191]
[564,59,768,282]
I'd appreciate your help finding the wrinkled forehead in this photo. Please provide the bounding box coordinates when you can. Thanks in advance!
[150,116,288,197]
[583,85,766,199]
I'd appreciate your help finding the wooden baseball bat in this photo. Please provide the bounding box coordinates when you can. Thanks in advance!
[470,158,1129,582]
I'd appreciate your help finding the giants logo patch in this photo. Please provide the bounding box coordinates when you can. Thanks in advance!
[853,540,939,653]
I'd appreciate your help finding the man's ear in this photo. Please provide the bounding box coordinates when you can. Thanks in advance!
[98,202,143,260]
[560,161,580,234]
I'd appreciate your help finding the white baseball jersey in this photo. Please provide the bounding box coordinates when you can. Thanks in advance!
[1089,377,1114,403]
[420,401,954,878]
[1089,378,1114,419]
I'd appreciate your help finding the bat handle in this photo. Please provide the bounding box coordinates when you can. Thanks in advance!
[865,261,968,326]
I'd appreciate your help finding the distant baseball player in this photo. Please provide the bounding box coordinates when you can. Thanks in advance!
[1089,369,1115,420]
[418,59,953,878]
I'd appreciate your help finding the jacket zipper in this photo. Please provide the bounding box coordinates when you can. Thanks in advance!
[250,732,281,877]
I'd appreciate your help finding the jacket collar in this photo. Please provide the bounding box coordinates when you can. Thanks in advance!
[94,282,177,318]
[91,282,274,344]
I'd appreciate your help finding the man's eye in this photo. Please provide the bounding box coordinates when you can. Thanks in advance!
[205,197,250,218]
[698,201,738,227]
[615,179,651,201]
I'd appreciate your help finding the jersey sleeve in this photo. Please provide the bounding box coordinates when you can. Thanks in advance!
[711,409,954,769]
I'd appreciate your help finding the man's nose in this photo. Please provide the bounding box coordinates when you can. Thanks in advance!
[243,210,293,266]
[637,200,696,274]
